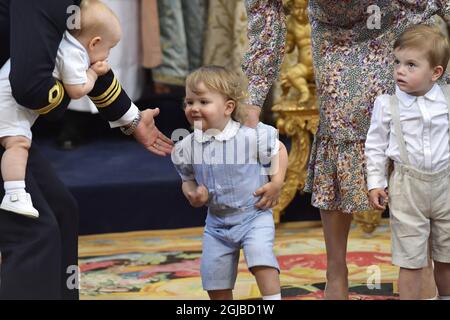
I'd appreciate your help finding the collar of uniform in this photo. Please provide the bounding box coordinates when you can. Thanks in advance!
[64,31,91,64]
[395,83,445,107]
[193,119,240,143]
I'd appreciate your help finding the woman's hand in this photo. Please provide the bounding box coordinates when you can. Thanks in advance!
[243,104,261,128]
[369,188,388,210]
[254,180,283,210]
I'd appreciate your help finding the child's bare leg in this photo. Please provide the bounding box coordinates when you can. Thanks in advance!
[208,289,233,300]
[1,136,38,218]
[420,256,437,299]
[251,266,280,299]
[1,136,30,182]
[434,261,450,297]
[399,267,422,299]
[320,210,352,300]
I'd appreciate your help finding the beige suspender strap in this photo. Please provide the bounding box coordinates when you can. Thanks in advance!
[440,86,450,151]
[389,95,411,166]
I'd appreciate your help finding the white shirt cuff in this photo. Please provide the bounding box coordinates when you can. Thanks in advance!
[367,175,388,191]
[108,103,139,128]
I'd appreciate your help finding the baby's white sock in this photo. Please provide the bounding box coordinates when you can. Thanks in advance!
[439,296,450,300]
[262,293,281,300]
[4,181,26,195]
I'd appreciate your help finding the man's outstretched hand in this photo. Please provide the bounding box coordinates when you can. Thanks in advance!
[133,108,173,156]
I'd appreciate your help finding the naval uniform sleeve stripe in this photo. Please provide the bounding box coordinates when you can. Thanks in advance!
[89,76,118,102]
[35,81,65,115]
[92,80,120,105]
[94,84,122,108]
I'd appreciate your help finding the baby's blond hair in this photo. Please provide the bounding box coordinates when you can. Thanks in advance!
[394,24,450,75]
[185,66,248,123]
[70,0,121,42]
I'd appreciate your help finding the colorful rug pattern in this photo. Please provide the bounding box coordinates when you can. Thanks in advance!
[79,220,398,300]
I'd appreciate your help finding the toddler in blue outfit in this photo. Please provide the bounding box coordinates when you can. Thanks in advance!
[172,65,288,300]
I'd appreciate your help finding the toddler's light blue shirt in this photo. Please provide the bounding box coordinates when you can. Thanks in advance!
[172,120,280,215]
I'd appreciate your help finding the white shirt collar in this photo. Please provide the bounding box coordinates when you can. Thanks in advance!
[194,119,241,143]
[64,31,90,64]
[395,83,446,107]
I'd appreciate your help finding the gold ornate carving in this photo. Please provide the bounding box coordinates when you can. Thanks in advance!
[273,0,380,235]
[272,94,318,224]
[353,210,382,235]
[280,0,314,104]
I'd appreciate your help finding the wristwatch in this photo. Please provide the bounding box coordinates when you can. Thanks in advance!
[120,111,142,135]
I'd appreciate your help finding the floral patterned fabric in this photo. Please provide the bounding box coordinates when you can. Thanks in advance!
[242,0,286,107]
[203,0,286,108]
[305,0,450,213]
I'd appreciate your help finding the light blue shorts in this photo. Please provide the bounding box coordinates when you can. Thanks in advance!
[200,209,279,291]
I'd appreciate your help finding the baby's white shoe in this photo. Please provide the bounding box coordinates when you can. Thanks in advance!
[0,192,39,219]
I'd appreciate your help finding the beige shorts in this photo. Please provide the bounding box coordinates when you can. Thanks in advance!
[388,164,450,269]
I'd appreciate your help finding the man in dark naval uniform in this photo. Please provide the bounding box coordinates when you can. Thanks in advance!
[0,0,173,299]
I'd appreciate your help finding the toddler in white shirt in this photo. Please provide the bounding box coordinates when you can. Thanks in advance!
[365,24,450,300]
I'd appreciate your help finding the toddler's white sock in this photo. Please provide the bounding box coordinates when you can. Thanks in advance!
[4,181,26,195]
[262,293,281,300]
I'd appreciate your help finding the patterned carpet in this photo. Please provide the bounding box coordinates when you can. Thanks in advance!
[79,219,398,300]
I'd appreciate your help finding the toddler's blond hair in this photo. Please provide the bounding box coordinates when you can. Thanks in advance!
[394,24,450,76]
[185,65,248,123]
